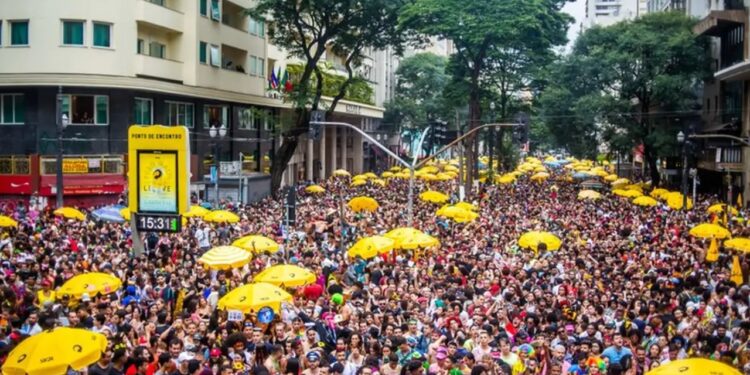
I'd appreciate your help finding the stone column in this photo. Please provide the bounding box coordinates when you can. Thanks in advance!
[319,127,326,179]
[328,126,337,172]
[306,137,313,181]
[341,128,348,171]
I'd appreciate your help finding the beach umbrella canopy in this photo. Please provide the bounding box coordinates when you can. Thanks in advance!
[305,185,325,194]
[572,172,591,179]
[0,215,18,228]
[665,193,693,210]
[58,272,122,299]
[496,175,516,184]
[204,210,240,223]
[611,178,630,186]
[632,196,659,207]
[53,207,86,221]
[518,231,562,252]
[347,236,395,259]
[530,172,550,182]
[603,174,618,182]
[650,188,670,199]
[436,205,477,223]
[381,171,394,178]
[613,189,643,198]
[364,172,378,179]
[332,169,351,177]
[2,327,107,375]
[232,235,279,253]
[198,246,252,270]
[419,190,449,204]
[384,227,440,250]
[91,206,125,223]
[645,358,740,375]
[578,190,602,200]
[689,223,731,239]
[254,265,316,288]
[183,205,210,218]
[371,178,386,187]
[348,196,379,212]
[454,202,478,211]
[218,282,293,313]
[707,203,738,215]
[351,179,367,187]
[724,238,750,253]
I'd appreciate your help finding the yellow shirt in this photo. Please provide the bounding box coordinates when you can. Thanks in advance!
[37,290,56,306]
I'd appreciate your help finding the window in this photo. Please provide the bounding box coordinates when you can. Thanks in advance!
[133,98,153,125]
[10,20,29,46]
[149,42,165,58]
[209,44,220,67]
[264,111,274,131]
[203,105,227,128]
[93,22,111,48]
[137,39,144,54]
[249,18,264,37]
[199,41,207,63]
[61,95,109,125]
[167,101,194,127]
[149,0,165,5]
[62,20,84,46]
[237,108,257,130]
[210,0,221,21]
[249,56,265,76]
[200,0,208,16]
[0,94,24,125]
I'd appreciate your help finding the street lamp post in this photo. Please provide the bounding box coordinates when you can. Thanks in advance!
[55,89,70,208]
[209,124,227,204]
[677,131,688,210]
[488,102,496,182]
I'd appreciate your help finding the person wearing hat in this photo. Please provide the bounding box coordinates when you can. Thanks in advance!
[303,351,323,375]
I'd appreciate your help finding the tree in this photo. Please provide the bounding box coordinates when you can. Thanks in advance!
[250,0,408,194]
[557,12,710,184]
[400,0,572,194]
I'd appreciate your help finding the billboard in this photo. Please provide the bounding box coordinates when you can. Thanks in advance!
[128,126,190,215]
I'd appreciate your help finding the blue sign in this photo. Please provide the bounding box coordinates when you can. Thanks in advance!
[257,307,275,324]
[210,166,217,183]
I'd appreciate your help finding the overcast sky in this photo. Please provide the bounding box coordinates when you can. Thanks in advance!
[562,0,586,51]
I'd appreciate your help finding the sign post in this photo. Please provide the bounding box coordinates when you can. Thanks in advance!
[128,125,191,255]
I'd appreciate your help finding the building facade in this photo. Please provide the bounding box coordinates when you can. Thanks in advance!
[0,0,388,206]
[585,0,647,28]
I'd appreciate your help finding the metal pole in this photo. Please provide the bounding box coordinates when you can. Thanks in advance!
[55,86,64,208]
[682,142,688,210]
[692,169,697,206]
[407,168,415,227]
[214,142,220,205]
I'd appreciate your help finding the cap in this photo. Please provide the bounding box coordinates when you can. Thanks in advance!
[307,351,321,361]
[210,348,222,358]
[406,337,418,346]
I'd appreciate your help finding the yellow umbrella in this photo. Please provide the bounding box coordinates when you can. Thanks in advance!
[353,174,369,181]
[348,196,379,212]
[577,190,601,200]
[204,210,240,223]
[0,215,18,228]
[436,206,477,223]
[689,223,731,239]
[198,246,252,270]
[612,189,643,198]
[603,174,618,182]
[233,235,279,253]
[622,184,643,192]
[305,185,325,194]
[419,190,449,204]
[364,172,378,179]
[632,196,659,207]
[724,238,750,253]
[666,193,693,210]
[254,265,316,287]
[496,175,516,184]
[332,169,351,177]
[183,205,210,218]
[218,282,293,313]
[611,178,630,186]
[58,272,122,299]
[53,207,86,221]
[351,179,367,187]
[435,173,453,181]
[119,207,131,221]
[708,203,738,215]
[454,202,478,211]
[371,178,386,187]
[347,236,395,259]
[2,327,107,375]
[650,188,670,199]
[518,231,562,252]
[645,358,740,375]
[444,165,459,172]
[381,171,394,178]
[390,166,402,172]
[384,227,440,250]
[530,172,550,182]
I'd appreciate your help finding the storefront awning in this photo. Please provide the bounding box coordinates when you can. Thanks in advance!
[693,10,747,36]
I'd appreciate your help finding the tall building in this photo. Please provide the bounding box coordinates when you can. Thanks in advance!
[0,0,387,205]
[585,0,645,28]
[647,0,709,17]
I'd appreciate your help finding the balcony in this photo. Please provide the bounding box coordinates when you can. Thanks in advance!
[136,0,184,34]
[698,146,744,172]
[134,54,183,82]
[693,9,746,37]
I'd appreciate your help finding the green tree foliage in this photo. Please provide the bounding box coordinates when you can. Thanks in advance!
[250,0,408,193]
[382,53,450,133]
[400,0,572,193]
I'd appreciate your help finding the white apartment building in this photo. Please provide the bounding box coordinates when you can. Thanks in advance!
[0,0,389,204]
[585,0,647,27]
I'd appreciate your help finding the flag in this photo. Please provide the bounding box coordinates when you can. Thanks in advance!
[283,69,293,93]
[738,193,744,208]
[731,255,743,286]
[280,69,288,87]
[273,67,280,89]
[706,238,719,263]
[269,69,278,90]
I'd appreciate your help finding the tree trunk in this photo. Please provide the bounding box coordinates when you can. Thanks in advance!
[464,88,481,197]
[643,143,660,187]
[270,135,301,197]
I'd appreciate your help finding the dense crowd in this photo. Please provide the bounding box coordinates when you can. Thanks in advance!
[0,168,749,375]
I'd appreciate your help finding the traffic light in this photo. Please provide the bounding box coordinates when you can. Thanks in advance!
[308,122,321,141]
[513,112,530,145]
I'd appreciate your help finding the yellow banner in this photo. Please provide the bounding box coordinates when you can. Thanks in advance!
[138,152,177,213]
[63,159,89,174]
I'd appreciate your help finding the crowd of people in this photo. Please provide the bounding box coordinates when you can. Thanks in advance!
[0,164,749,375]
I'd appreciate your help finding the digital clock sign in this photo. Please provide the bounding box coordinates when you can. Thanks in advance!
[135,213,182,233]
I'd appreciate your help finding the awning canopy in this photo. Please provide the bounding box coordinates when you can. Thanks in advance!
[693,10,747,36]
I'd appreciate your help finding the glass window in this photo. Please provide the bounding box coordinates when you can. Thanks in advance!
[257,57,264,77]
[166,101,194,128]
[210,0,221,21]
[149,0,165,5]
[149,42,165,58]
[62,20,84,46]
[0,94,24,125]
[210,44,220,67]
[237,107,257,130]
[93,22,111,48]
[61,95,109,125]
[200,0,207,16]
[10,20,29,46]
[203,105,227,128]
[137,39,144,54]
[199,41,207,63]
[249,18,265,37]
[134,98,153,125]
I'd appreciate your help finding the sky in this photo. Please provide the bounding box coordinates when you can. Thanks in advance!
[562,0,586,51]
